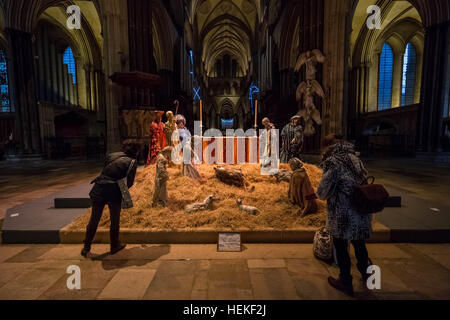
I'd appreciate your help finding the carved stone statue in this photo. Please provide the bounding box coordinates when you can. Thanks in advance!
[295,49,326,137]
[294,49,326,81]
[296,80,325,136]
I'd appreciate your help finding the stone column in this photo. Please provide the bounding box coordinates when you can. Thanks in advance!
[7,28,42,155]
[416,22,450,153]
[50,44,58,104]
[57,53,64,105]
[323,0,350,138]
[100,0,130,152]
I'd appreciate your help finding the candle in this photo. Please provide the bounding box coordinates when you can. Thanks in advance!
[200,100,203,124]
[254,100,258,127]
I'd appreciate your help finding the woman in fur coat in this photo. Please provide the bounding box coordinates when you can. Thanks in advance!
[317,134,372,296]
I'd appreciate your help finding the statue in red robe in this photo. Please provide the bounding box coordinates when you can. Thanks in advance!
[147,111,167,165]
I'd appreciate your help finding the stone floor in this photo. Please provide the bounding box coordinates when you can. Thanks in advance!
[0,160,102,220]
[0,243,449,300]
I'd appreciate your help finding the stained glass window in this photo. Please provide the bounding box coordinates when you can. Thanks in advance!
[378,43,394,111]
[401,43,417,106]
[221,119,234,130]
[63,47,77,84]
[0,50,11,112]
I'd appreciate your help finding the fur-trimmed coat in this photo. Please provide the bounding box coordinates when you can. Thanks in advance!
[317,142,372,240]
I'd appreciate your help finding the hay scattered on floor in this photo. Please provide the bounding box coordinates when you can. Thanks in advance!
[67,163,327,231]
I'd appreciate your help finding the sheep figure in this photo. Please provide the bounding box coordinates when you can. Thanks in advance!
[236,198,260,215]
[185,195,220,214]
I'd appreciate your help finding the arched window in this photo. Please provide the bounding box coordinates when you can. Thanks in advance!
[0,50,11,112]
[63,47,77,84]
[401,42,417,106]
[378,43,394,111]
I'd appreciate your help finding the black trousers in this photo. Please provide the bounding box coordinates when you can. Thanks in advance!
[84,197,122,249]
[333,238,370,284]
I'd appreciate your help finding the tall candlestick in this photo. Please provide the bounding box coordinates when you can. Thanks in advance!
[200,100,203,124]
[254,100,258,127]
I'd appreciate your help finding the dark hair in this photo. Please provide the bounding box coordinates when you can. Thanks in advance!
[122,142,140,158]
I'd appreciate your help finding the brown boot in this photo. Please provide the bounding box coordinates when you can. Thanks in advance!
[328,276,354,297]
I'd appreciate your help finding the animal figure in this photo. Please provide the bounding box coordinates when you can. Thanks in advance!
[273,169,292,183]
[185,195,220,214]
[236,199,260,215]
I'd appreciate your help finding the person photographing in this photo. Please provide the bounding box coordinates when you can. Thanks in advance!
[81,143,140,257]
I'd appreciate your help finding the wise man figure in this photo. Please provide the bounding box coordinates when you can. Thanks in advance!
[164,111,177,146]
[288,157,318,217]
[147,111,166,165]
[152,146,173,207]
[281,115,302,163]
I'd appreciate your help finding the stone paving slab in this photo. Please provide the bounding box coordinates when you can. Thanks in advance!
[142,260,199,300]
[247,259,286,269]
[249,268,300,300]
[207,260,253,300]
[0,266,67,300]
[0,245,28,262]
[98,269,157,300]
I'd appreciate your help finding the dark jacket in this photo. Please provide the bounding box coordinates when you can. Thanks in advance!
[89,152,137,202]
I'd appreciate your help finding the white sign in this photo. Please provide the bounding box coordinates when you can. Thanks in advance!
[218,233,241,252]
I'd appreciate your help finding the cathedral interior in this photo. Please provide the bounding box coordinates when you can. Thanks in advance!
[0,0,449,162]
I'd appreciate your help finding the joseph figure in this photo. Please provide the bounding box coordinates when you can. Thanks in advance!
[281,115,302,163]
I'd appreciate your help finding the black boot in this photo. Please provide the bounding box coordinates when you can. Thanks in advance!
[358,258,373,282]
[328,276,354,297]
[110,243,126,255]
[81,245,91,258]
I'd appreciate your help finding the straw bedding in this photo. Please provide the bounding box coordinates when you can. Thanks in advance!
[67,163,327,231]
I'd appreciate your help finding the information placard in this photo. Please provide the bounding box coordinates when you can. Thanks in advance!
[217,232,242,252]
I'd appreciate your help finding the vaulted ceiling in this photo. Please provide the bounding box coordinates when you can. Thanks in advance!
[188,0,260,78]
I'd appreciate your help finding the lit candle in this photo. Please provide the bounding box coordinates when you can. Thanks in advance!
[254,100,258,127]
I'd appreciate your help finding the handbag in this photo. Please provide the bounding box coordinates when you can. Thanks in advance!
[342,158,389,214]
[117,159,136,209]
[313,227,333,261]
[352,176,389,215]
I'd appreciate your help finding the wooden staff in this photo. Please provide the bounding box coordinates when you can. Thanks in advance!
[174,100,179,115]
